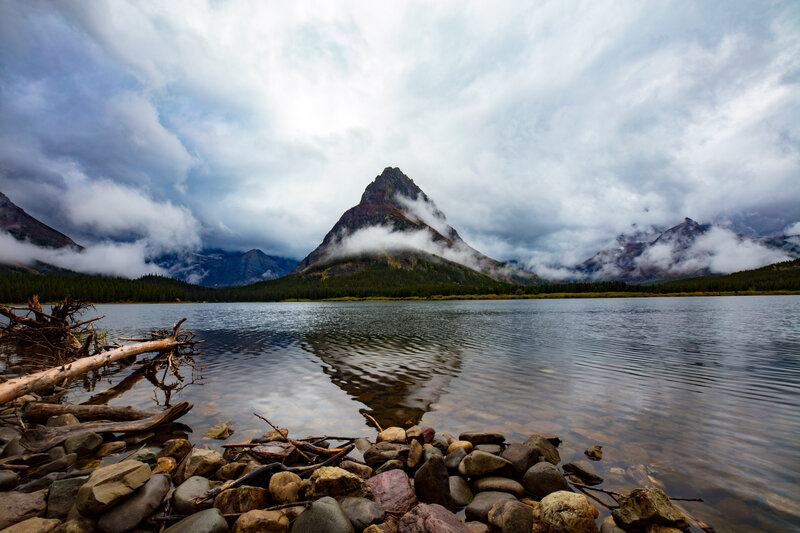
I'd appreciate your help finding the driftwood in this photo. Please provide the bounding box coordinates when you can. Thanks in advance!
[19,401,193,452]
[21,402,159,422]
[0,319,191,405]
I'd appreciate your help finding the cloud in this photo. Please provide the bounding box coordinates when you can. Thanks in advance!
[0,232,165,278]
[395,193,453,239]
[784,222,800,235]
[634,226,791,276]
[0,1,798,268]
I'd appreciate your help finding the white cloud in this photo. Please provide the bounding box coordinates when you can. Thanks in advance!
[0,232,165,278]
[784,222,800,236]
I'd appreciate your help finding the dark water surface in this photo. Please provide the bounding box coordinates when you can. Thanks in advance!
[67,297,799,532]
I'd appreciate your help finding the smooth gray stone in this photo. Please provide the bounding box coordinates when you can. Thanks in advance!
[522,462,570,499]
[47,476,90,519]
[292,496,354,533]
[465,491,516,523]
[173,476,212,516]
[163,508,228,533]
[449,476,473,507]
[65,432,103,457]
[444,447,467,471]
[0,470,20,491]
[98,473,170,533]
[414,454,454,511]
[339,496,384,532]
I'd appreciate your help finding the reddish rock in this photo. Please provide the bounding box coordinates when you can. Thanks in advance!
[398,503,470,533]
[366,469,418,514]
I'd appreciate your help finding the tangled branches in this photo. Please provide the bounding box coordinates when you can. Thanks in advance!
[0,296,105,369]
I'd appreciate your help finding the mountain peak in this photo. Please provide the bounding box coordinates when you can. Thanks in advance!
[0,191,81,249]
[359,167,424,208]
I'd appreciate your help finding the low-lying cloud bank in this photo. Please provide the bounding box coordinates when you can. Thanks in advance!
[0,232,166,278]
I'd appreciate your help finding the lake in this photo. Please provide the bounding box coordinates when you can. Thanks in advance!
[61,296,800,532]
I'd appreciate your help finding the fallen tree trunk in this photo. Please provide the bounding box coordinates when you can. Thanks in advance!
[0,319,190,405]
[20,401,193,452]
[21,402,159,422]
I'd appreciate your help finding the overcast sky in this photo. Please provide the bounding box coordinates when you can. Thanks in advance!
[1,1,799,273]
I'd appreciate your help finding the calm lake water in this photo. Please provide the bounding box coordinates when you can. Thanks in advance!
[59,297,800,532]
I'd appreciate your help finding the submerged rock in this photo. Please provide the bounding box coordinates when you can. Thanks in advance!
[204,423,234,440]
[564,461,604,485]
[585,445,603,461]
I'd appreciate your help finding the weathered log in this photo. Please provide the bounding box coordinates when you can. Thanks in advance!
[21,402,160,422]
[19,401,192,452]
[0,318,190,405]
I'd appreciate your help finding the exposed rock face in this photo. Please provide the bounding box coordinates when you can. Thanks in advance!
[397,503,470,533]
[539,491,600,533]
[611,488,689,532]
[0,191,81,249]
[75,460,151,515]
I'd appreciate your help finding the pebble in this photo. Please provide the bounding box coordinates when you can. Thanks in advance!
[471,476,525,497]
[268,471,305,504]
[448,476,473,507]
[446,441,473,455]
[474,444,503,454]
[339,461,373,480]
[96,442,126,458]
[457,451,512,478]
[376,427,406,444]
[46,414,80,427]
[444,447,467,471]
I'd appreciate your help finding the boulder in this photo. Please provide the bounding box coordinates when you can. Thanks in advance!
[499,443,539,476]
[306,467,372,500]
[174,448,224,485]
[563,461,604,485]
[397,503,470,533]
[76,460,151,516]
[365,469,417,514]
[157,439,192,461]
[471,476,525,497]
[611,488,689,532]
[233,510,289,533]
[457,451,512,478]
[458,432,505,446]
[522,462,570,500]
[539,491,599,533]
[213,485,269,515]
[0,492,47,529]
[465,492,516,523]
[163,508,228,533]
[291,496,353,533]
[339,497,385,532]
[363,443,408,468]
[97,473,170,533]
[376,428,406,444]
[413,454,454,511]
[46,477,89,519]
[448,476,473,507]
[523,435,560,465]
[339,461,374,480]
[173,476,212,515]
[1,517,61,533]
[64,432,103,457]
[487,500,534,533]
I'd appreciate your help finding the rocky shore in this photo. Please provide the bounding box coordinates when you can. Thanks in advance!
[0,396,697,533]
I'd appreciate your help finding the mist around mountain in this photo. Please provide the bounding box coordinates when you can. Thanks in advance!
[293,167,539,285]
[571,217,799,283]
[0,192,81,250]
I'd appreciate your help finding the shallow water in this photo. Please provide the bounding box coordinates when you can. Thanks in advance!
[52,297,800,531]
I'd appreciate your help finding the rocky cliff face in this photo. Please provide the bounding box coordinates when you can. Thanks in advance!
[0,191,81,249]
[293,167,538,284]
[155,248,298,288]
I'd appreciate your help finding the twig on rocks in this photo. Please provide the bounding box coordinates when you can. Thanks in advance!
[363,412,383,432]
[254,413,314,463]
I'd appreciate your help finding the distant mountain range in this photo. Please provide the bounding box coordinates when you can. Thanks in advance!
[2,176,799,288]
[575,217,800,282]
[293,167,539,285]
